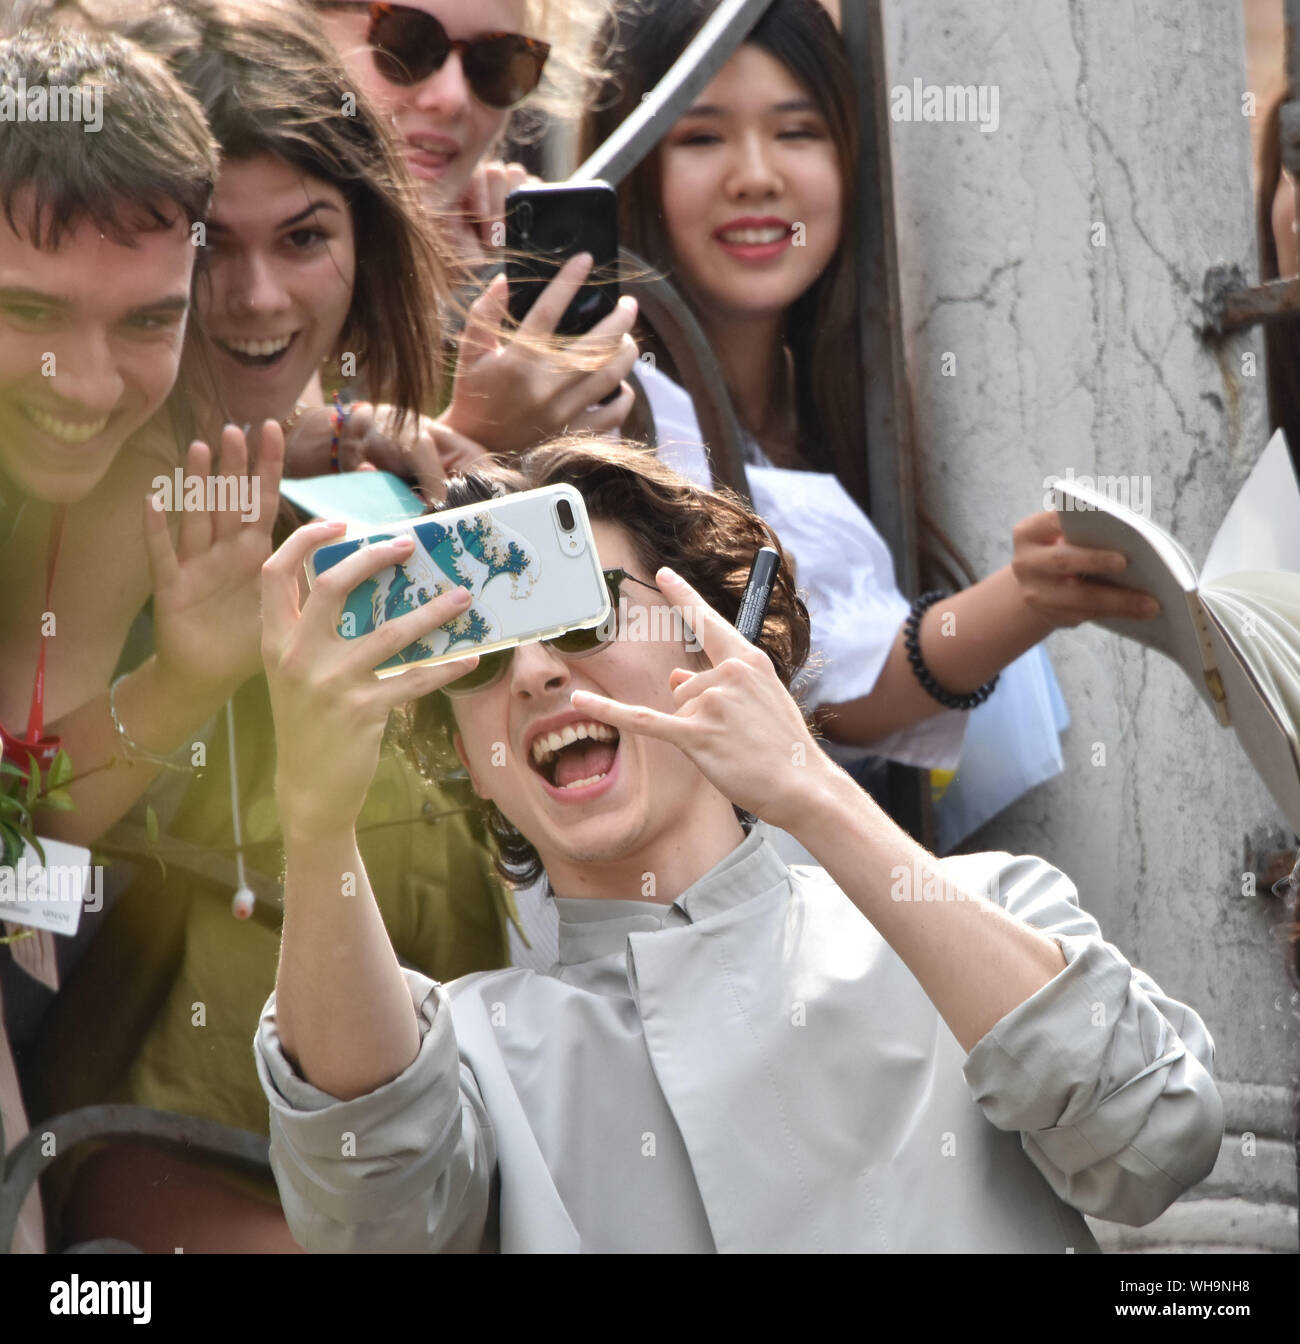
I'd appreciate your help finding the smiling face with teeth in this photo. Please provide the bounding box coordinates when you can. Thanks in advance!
[449,519,746,901]
[194,153,357,429]
[658,43,842,326]
[0,191,195,504]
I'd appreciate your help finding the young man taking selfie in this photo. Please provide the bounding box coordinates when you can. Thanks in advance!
[254,439,1223,1253]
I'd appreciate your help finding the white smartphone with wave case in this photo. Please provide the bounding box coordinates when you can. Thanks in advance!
[305,484,610,678]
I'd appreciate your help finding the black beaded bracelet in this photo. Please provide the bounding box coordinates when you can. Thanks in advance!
[902,590,999,711]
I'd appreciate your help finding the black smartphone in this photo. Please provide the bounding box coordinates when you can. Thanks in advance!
[505,181,620,336]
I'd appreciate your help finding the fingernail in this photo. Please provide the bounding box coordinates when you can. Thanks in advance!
[1108,555,1127,571]
[657,566,680,582]
[451,585,472,602]
[392,535,414,548]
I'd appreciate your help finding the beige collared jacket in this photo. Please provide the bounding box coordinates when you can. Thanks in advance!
[254,832,1223,1252]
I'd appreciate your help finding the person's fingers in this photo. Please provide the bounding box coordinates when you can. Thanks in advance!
[300,532,426,636]
[481,161,508,229]
[261,519,348,648]
[555,332,640,424]
[1030,541,1129,579]
[371,653,482,711]
[406,425,449,504]
[518,252,594,336]
[211,423,249,544]
[570,293,639,348]
[1014,510,1065,544]
[254,418,285,534]
[340,402,377,471]
[175,440,213,562]
[141,491,181,594]
[430,419,488,481]
[342,583,475,673]
[568,687,688,748]
[460,275,508,364]
[568,383,636,435]
[502,163,532,194]
[1027,576,1160,624]
[653,567,746,665]
[1060,576,1161,619]
[464,163,492,223]
[669,663,727,709]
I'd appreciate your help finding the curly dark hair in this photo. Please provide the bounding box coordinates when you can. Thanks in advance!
[396,435,812,889]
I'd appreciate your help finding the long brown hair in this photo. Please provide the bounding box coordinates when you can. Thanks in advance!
[107,0,449,425]
[399,435,811,888]
[582,0,864,489]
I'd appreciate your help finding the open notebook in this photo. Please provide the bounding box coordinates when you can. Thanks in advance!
[1047,429,1300,833]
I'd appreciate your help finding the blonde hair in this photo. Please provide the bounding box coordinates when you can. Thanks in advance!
[512,0,611,139]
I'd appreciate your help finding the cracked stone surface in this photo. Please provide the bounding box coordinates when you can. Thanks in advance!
[885,1,1297,1248]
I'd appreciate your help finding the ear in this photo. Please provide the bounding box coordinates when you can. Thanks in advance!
[452,730,488,799]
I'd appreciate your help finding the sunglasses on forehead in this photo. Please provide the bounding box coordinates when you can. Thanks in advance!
[316,1,550,108]
[440,568,660,697]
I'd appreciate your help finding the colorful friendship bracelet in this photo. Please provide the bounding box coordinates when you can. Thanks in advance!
[329,391,353,473]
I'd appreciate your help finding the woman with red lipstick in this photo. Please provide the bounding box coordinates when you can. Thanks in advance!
[580,0,1160,853]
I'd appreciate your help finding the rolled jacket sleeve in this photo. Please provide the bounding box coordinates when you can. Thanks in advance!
[959,855,1224,1227]
[254,968,496,1252]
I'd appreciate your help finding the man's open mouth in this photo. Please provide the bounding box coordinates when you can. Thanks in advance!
[529,719,620,791]
[216,332,298,369]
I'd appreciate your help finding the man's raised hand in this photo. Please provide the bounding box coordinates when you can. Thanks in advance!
[569,568,828,831]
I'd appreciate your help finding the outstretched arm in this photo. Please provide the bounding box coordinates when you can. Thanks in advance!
[818,511,1161,748]
[256,522,499,1251]
[260,519,481,1098]
[573,569,1221,1222]
[572,566,1068,1051]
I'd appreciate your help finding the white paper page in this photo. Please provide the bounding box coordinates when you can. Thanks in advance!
[0,836,92,936]
[1202,429,1300,583]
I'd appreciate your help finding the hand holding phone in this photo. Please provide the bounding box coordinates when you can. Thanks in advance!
[262,520,483,842]
[304,484,610,678]
[506,181,620,335]
[505,180,626,408]
[439,265,640,455]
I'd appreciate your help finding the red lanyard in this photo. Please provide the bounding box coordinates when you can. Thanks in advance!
[1,504,68,781]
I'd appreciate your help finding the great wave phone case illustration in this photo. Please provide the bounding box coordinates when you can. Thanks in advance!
[305,484,609,676]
